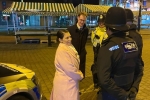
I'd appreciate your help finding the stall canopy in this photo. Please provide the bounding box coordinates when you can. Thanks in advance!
[2,7,11,14]
[75,4,110,15]
[2,2,76,16]
[2,7,43,15]
[132,11,150,16]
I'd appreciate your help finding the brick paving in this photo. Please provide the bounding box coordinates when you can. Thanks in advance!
[0,29,150,100]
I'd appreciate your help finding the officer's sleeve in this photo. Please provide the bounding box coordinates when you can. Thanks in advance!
[132,36,144,91]
[132,57,144,91]
[97,42,128,100]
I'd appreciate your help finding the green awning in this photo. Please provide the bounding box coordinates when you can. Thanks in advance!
[2,7,46,15]
[3,2,76,16]
[2,7,12,14]
[45,3,74,13]
[75,4,111,15]
[75,4,93,13]
[45,3,75,16]
[11,2,45,12]
[84,4,110,13]
[132,11,150,16]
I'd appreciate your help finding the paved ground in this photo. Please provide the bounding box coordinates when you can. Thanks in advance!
[0,29,150,100]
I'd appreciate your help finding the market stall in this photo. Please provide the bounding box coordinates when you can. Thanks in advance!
[2,2,76,46]
[75,4,110,15]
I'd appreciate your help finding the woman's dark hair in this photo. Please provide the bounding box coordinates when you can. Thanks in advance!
[56,29,69,42]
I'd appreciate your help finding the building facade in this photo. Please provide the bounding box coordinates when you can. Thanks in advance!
[99,0,148,9]
[0,0,150,27]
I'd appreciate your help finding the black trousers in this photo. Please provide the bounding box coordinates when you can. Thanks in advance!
[92,44,100,85]
[79,53,86,77]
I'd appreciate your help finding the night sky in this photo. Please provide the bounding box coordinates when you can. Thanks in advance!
[11,0,99,7]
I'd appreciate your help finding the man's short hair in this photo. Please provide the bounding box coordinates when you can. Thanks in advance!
[78,12,87,17]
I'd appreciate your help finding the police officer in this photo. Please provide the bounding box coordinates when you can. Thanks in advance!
[125,9,144,100]
[97,7,143,100]
[125,8,144,67]
[91,14,108,89]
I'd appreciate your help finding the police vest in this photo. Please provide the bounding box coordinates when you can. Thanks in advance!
[110,36,139,91]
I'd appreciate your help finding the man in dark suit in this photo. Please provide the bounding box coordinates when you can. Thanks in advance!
[67,12,89,78]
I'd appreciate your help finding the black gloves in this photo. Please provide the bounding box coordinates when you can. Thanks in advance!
[128,87,137,100]
[95,35,100,39]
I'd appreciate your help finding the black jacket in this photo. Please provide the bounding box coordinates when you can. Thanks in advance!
[67,24,89,55]
[127,24,144,90]
[97,32,141,100]
[128,24,143,65]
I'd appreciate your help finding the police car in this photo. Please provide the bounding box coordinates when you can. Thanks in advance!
[0,63,42,100]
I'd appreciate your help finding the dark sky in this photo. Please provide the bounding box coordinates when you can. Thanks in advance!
[11,0,99,7]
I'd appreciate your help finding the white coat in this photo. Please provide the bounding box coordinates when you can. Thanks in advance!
[50,43,83,100]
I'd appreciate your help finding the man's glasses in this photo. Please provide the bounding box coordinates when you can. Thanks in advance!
[79,19,86,22]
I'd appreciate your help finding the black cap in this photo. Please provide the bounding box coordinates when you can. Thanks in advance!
[125,9,134,22]
[105,7,129,31]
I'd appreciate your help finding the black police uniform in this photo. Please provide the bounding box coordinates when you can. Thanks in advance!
[125,8,144,67]
[97,32,139,100]
[128,24,144,66]
[97,7,143,100]
[125,9,144,96]
[91,14,106,88]
[127,24,144,91]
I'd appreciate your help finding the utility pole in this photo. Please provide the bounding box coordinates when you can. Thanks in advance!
[137,0,142,32]
[99,0,102,5]
[123,0,126,8]
[21,0,25,25]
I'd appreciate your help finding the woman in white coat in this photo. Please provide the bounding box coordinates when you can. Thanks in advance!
[50,30,83,100]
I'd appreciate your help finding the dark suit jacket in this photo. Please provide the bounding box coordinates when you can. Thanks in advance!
[67,24,89,55]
